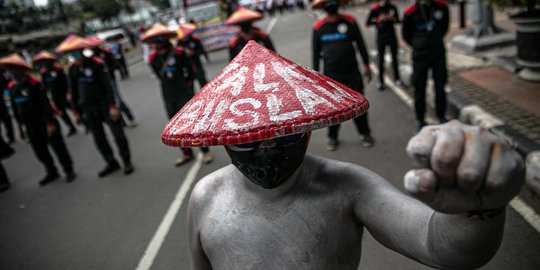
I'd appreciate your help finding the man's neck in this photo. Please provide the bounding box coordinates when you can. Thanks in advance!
[326,13,340,21]
[238,161,307,201]
[239,30,255,41]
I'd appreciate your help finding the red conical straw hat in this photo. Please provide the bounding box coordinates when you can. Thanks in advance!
[85,35,104,47]
[161,41,369,147]
[0,53,32,71]
[225,7,263,25]
[311,0,349,9]
[177,23,197,40]
[56,34,93,53]
[32,50,57,62]
[141,23,176,43]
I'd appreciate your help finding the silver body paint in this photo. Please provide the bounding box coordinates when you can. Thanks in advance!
[187,121,524,270]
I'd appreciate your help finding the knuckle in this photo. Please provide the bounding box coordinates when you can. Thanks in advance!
[432,152,458,170]
[458,169,483,188]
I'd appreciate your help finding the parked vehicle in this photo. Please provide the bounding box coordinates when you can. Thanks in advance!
[96,29,133,52]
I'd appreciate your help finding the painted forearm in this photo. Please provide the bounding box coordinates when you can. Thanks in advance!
[426,210,505,269]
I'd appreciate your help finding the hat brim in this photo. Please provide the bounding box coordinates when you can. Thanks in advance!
[141,31,176,43]
[312,0,348,9]
[0,62,32,72]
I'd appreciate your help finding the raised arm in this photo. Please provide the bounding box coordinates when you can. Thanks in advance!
[355,121,524,269]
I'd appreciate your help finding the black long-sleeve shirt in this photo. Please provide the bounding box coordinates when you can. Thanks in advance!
[312,13,370,76]
[95,48,118,81]
[366,2,400,42]
[40,63,69,105]
[402,0,449,60]
[69,56,116,113]
[229,29,275,61]
[8,75,54,128]
[178,36,209,61]
[149,46,195,103]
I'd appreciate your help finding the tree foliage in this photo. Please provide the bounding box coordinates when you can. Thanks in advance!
[149,0,171,10]
[79,0,123,21]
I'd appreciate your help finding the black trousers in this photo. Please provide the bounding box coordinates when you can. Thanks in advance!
[412,54,447,123]
[27,120,73,175]
[0,106,14,142]
[325,73,371,140]
[84,107,131,165]
[54,100,76,129]
[377,38,400,83]
[192,58,208,89]
[0,162,8,184]
[164,99,209,155]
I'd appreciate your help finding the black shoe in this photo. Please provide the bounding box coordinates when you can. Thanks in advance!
[39,173,60,186]
[0,182,11,193]
[67,127,77,137]
[376,82,386,91]
[416,121,426,133]
[361,135,375,148]
[326,139,338,151]
[66,171,77,182]
[98,161,121,178]
[439,117,448,124]
[123,163,134,175]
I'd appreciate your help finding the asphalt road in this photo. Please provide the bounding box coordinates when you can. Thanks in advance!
[1,8,539,270]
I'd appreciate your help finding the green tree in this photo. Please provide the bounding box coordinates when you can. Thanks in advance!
[79,0,123,21]
[149,0,171,9]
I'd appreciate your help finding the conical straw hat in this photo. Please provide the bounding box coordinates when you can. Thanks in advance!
[225,7,263,25]
[32,50,57,62]
[0,53,32,71]
[141,23,176,43]
[311,0,349,9]
[161,41,369,147]
[177,23,197,40]
[56,34,93,53]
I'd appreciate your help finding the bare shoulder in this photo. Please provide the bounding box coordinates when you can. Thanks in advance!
[190,165,236,206]
[305,155,391,193]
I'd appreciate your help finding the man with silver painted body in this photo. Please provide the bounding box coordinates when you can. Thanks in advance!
[159,42,525,269]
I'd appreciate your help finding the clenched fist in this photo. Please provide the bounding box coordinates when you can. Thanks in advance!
[405,120,525,214]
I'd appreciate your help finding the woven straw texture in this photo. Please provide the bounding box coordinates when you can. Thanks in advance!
[33,50,57,62]
[162,41,369,147]
[0,53,32,71]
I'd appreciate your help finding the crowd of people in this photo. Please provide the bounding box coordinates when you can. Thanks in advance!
[0,1,528,269]
[1,0,450,197]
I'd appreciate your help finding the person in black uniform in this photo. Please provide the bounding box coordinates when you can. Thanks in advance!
[225,7,275,60]
[142,24,213,166]
[62,39,134,177]
[312,0,373,150]
[177,27,210,89]
[366,0,404,91]
[0,136,14,192]
[33,51,78,136]
[1,54,76,186]
[0,70,15,143]
[402,0,449,131]
[92,45,137,128]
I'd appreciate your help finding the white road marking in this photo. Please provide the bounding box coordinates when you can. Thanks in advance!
[510,197,540,233]
[135,153,204,270]
[372,60,540,232]
[266,16,279,33]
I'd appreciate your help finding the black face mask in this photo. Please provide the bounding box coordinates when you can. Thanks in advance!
[225,133,310,189]
[323,1,339,15]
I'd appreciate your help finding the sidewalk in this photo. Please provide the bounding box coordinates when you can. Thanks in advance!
[350,2,540,197]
